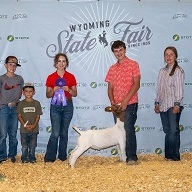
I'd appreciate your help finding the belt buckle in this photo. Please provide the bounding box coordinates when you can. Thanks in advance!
[8,102,15,107]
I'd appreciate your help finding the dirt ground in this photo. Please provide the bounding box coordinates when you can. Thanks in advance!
[0,153,192,192]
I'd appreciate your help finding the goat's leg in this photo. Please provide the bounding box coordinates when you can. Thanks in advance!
[116,144,123,161]
[69,146,89,168]
[118,142,126,162]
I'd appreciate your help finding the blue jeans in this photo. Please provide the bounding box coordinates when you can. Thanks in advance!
[0,105,18,161]
[160,106,183,160]
[124,103,138,161]
[44,101,73,162]
[20,133,38,161]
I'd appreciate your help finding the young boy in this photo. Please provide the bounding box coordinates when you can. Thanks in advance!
[0,55,24,164]
[17,83,42,163]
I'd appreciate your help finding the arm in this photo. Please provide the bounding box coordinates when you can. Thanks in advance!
[64,85,77,97]
[18,114,26,127]
[121,75,140,110]
[173,68,184,114]
[46,86,60,98]
[107,82,115,105]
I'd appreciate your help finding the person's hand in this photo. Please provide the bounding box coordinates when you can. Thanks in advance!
[120,99,128,111]
[154,105,160,114]
[63,86,70,92]
[173,106,180,114]
[53,86,60,92]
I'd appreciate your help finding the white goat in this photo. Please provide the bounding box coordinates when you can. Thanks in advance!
[69,106,126,168]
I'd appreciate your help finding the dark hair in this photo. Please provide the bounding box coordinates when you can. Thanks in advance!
[111,40,126,52]
[54,53,69,68]
[22,86,35,91]
[164,46,181,76]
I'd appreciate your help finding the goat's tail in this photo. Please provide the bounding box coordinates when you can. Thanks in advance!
[72,126,82,135]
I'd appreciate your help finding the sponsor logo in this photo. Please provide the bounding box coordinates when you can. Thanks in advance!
[90,82,97,88]
[173,34,180,41]
[7,35,29,42]
[173,34,192,41]
[178,57,188,64]
[141,83,155,87]
[46,126,52,133]
[185,82,192,86]
[12,13,27,20]
[111,148,118,155]
[138,148,151,154]
[155,148,162,154]
[172,13,187,19]
[183,104,192,108]
[140,127,155,131]
[0,15,8,19]
[90,126,97,130]
[92,104,106,110]
[179,125,184,131]
[180,148,192,152]
[138,103,150,109]
[135,125,140,132]
[75,106,90,110]
[77,82,87,87]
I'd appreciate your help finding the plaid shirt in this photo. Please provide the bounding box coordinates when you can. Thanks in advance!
[105,56,140,105]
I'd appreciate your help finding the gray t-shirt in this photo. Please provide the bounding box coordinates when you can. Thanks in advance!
[17,99,43,133]
[0,74,24,108]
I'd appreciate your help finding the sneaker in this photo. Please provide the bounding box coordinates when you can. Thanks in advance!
[127,160,138,165]
[10,157,16,163]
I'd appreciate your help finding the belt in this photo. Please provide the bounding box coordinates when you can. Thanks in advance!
[8,102,18,107]
[66,97,72,102]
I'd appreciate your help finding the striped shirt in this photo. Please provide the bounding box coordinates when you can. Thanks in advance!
[155,65,184,112]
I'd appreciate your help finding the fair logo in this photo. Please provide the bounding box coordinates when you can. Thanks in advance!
[46,2,153,76]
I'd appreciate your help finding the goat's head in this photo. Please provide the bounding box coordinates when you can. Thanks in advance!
[105,105,125,122]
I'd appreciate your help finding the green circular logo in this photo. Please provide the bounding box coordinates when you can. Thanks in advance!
[111,148,118,155]
[68,148,73,155]
[155,148,162,154]
[46,126,52,133]
[90,82,97,88]
[179,125,184,131]
[173,34,180,41]
[7,35,14,42]
[135,125,140,132]
[90,126,97,130]
[0,173,6,182]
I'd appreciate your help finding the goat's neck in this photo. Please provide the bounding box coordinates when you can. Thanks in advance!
[116,118,124,125]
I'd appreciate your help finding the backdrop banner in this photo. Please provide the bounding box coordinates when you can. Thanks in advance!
[0,1,192,157]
